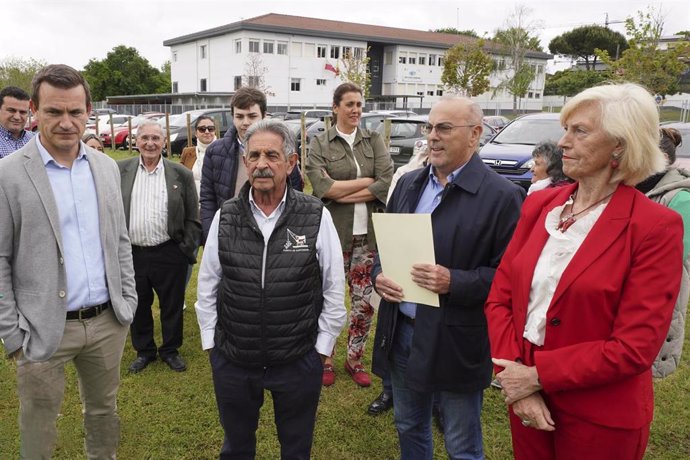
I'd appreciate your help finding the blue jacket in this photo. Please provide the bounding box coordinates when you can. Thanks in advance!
[200,125,303,242]
[371,153,524,393]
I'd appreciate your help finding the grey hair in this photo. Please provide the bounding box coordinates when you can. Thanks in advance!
[136,119,163,137]
[532,141,570,183]
[244,119,296,159]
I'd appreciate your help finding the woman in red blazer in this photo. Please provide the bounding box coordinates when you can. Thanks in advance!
[485,83,684,460]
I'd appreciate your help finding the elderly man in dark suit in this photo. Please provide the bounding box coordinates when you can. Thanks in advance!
[372,96,524,459]
[118,120,201,373]
[0,64,137,459]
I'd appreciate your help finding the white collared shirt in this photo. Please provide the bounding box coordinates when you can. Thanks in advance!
[523,199,609,345]
[129,157,169,246]
[336,126,368,236]
[195,186,346,356]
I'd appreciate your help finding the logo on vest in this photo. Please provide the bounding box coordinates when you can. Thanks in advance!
[284,228,309,252]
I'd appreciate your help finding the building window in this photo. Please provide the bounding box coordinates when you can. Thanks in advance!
[317,45,327,58]
[172,52,177,62]
[304,43,315,57]
[316,79,327,86]
[200,78,207,91]
[497,59,506,71]
[342,46,352,58]
[292,42,303,57]
[354,47,364,59]
[277,42,288,55]
[234,76,242,90]
[172,82,178,93]
[200,45,207,59]
[429,54,437,66]
[436,89,444,96]
[409,53,417,65]
[291,78,301,91]
[249,40,260,53]
[247,76,260,87]
[330,46,340,59]
[263,41,274,54]
[427,90,434,96]
[384,51,393,65]
[418,55,426,65]
[438,57,444,67]
[399,51,407,64]
[535,92,541,99]
[528,92,534,99]
[235,39,242,54]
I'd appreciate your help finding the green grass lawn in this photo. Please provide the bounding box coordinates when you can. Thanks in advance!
[1,149,689,458]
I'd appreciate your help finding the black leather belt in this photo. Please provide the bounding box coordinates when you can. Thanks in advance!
[66,301,111,320]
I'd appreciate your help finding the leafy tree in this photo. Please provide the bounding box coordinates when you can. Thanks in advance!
[492,5,542,110]
[0,57,47,93]
[338,48,371,98]
[156,61,171,94]
[433,28,479,38]
[441,40,492,96]
[82,46,168,101]
[544,69,612,96]
[549,25,628,70]
[597,7,690,97]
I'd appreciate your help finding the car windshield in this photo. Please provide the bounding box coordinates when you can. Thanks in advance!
[491,118,563,145]
[675,128,690,158]
[381,121,424,139]
[164,113,201,128]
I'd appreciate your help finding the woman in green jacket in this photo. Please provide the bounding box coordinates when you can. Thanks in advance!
[306,82,394,387]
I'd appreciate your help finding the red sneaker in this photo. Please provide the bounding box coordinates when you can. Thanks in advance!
[322,364,335,386]
[344,361,371,387]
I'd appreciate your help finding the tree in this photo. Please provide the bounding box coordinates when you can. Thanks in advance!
[156,61,171,94]
[492,5,542,110]
[82,46,168,101]
[242,53,275,97]
[549,25,628,70]
[0,57,47,93]
[338,48,371,97]
[441,40,493,96]
[433,28,479,38]
[544,69,612,96]
[597,7,690,97]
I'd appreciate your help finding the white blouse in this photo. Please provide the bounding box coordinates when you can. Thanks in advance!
[523,198,609,345]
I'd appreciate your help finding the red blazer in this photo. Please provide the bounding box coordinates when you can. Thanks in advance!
[485,183,683,429]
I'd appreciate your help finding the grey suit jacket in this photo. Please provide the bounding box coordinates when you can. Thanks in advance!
[118,157,201,264]
[0,138,138,361]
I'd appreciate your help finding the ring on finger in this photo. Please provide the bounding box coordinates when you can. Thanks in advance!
[521,419,531,427]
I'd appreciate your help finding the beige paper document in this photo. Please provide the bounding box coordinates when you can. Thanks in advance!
[372,213,439,307]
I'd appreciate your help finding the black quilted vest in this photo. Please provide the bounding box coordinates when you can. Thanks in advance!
[215,183,324,367]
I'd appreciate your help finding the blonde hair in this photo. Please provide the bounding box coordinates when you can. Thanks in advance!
[560,82,665,185]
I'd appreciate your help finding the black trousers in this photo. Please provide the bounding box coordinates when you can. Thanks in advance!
[210,348,323,460]
[131,241,188,359]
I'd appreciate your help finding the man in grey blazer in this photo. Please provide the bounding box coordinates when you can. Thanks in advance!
[0,64,137,458]
[118,120,200,373]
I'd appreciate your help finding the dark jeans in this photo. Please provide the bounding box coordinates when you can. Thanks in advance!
[390,319,484,460]
[131,241,187,358]
[210,348,323,460]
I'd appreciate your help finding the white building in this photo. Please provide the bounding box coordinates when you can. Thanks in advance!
[164,13,552,112]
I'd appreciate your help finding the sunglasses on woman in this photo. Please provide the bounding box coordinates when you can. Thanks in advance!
[197,126,216,133]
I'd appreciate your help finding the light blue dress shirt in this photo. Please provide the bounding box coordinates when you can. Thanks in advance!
[36,135,109,311]
[399,163,467,319]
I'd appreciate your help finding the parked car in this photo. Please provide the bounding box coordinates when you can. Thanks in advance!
[100,112,165,149]
[85,114,134,136]
[409,121,497,170]
[284,118,321,153]
[483,115,510,132]
[152,108,234,156]
[663,122,690,169]
[377,116,428,170]
[284,109,331,120]
[479,112,564,189]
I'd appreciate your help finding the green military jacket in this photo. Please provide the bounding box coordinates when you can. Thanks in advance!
[306,126,393,251]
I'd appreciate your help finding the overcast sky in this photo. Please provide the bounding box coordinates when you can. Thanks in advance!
[3,0,688,73]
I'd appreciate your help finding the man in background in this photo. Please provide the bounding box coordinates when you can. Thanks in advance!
[0,86,33,158]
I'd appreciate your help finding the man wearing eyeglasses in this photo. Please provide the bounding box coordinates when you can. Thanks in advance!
[199,87,303,244]
[196,119,346,458]
[371,96,525,459]
[118,120,201,373]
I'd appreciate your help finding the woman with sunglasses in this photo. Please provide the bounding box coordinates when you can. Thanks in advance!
[181,115,217,197]
[306,82,394,388]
